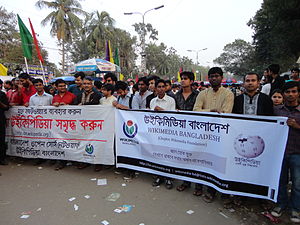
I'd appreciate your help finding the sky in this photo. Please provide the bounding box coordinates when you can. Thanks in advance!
[1,0,263,68]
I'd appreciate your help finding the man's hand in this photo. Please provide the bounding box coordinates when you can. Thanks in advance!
[287,118,300,129]
[59,102,66,106]
[53,102,59,107]
[24,102,29,107]
[210,109,221,113]
[154,106,164,111]
[112,100,118,107]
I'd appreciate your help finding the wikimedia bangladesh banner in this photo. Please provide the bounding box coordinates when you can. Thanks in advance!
[115,109,289,201]
[5,105,115,165]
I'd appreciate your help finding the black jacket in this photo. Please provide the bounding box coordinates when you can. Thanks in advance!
[174,89,199,111]
[232,92,273,116]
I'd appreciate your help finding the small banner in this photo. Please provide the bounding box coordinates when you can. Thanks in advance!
[115,109,289,201]
[5,105,115,165]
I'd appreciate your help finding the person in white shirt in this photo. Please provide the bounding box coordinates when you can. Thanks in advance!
[131,77,152,109]
[100,83,116,105]
[150,79,176,111]
[150,79,175,189]
[29,79,53,106]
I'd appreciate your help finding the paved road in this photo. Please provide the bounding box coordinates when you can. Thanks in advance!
[0,159,251,225]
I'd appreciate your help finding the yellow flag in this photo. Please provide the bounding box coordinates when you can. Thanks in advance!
[0,64,8,76]
[109,40,114,64]
[177,71,181,82]
[119,73,124,81]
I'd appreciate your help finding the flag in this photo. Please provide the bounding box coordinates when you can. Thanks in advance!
[105,40,114,63]
[119,73,124,81]
[0,64,8,76]
[17,14,33,59]
[177,67,183,82]
[28,18,44,63]
[114,47,120,66]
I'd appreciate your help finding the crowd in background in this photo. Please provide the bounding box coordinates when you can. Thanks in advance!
[0,65,299,223]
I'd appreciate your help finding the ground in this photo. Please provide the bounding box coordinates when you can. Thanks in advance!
[0,158,294,225]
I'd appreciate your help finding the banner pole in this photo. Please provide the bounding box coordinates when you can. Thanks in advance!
[24,57,29,74]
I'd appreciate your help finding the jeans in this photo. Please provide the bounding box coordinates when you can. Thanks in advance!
[277,154,300,212]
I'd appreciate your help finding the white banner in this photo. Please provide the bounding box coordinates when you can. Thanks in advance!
[115,109,289,201]
[5,105,115,165]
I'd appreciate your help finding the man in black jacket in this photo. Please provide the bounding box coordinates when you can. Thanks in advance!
[233,73,273,115]
[268,64,285,96]
[75,77,102,105]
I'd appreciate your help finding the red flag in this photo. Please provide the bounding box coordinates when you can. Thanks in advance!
[28,18,44,63]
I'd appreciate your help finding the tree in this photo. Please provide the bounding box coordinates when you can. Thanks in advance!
[213,39,256,76]
[248,0,300,71]
[88,11,115,56]
[36,0,86,74]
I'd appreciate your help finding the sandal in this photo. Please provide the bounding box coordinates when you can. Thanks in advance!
[202,193,215,203]
[176,182,191,192]
[193,188,203,196]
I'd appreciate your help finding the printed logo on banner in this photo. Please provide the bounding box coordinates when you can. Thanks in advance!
[233,134,265,168]
[123,120,138,138]
[85,144,94,154]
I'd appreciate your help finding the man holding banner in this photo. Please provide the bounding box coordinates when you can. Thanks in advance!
[272,81,300,223]
[193,67,234,203]
[0,81,9,165]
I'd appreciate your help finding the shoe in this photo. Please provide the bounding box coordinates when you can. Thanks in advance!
[77,163,89,169]
[165,180,173,189]
[0,160,8,165]
[34,159,46,166]
[94,164,102,172]
[202,193,215,203]
[193,188,203,196]
[176,182,191,192]
[152,177,163,187]
[291,211,300,223]
[271,206,284,217]
[55,162,66,171]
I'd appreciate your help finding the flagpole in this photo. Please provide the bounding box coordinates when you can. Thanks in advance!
[24,57,29,74]
[39,60,47,85]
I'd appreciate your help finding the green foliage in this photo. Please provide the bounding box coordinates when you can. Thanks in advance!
[0,7,56,74]
[248,0,300,71]
[213,39,256,76]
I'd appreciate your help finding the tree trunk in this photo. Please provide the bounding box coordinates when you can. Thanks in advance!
[62,40,65,75]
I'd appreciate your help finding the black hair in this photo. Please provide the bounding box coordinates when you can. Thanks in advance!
[208,67,223,76]
[270,89,283,97]
[148,75,160,82]
[0,79,2,84]
[138,76,149,86]
[32,78,44,85]
[268,64,280,74]
[165,80,172,86]
[115,81,128,91]
[155,79,166,87]
[291,68,300,73]
[55,79,66,86]
[282,81,300,92]
[244,72,260,81]
[180,71,195,81]
[104,72,117,82]
[74,72,85,79]
[83,76,93,82]
[192,82,199,87]
[94,80,103,89]
[18,72,30,80]
[102,83,115,93]
[4,80,13,86]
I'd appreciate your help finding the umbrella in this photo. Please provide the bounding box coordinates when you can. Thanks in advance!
[75,58,121,73]
[50,76,75,83]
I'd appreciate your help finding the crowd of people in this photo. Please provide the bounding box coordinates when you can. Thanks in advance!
[0,65,299,223]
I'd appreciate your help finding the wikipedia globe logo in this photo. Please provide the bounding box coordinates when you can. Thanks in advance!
[123,120,138,138]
